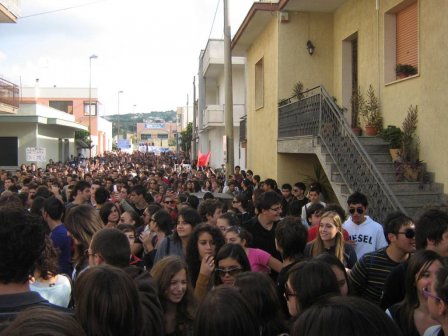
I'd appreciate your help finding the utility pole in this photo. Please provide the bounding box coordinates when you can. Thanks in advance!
[117,90,123,140]
[88,54,98,159]
[192,76,197,163]
[224,0,234,176]
[186,94,191,160]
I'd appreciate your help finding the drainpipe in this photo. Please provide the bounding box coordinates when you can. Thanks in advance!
[376,0,381,100]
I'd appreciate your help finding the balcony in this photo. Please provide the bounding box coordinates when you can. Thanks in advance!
[0,77,19,114]
[202,104,246,130]
[0,0,20,23]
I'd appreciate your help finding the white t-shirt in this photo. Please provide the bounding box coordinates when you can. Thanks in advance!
[30,274,72,308]
[343,215,388,259]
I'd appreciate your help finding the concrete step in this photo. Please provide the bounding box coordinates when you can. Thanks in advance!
[361,143,390,153]
[317,134,445,221]
[368,153,394,163]
[388,182,444,193]
[405,204,448,220]
[323,152,392,165]
[331,171,397,183]
[331,162,395,174]
[395,192,443,207]
[357,136,389,146]
[404,207,427,220]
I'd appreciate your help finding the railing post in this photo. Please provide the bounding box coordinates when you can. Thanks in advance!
[318,86,323,137]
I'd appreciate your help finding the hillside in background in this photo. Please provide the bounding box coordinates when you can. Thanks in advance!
[104,111,176,135]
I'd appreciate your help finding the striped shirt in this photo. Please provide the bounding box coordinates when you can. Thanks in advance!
[348,247,399,305]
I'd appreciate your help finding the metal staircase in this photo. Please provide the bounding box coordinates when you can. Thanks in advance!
[278,85,445,222]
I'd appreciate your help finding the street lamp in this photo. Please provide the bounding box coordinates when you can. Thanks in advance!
[88,54,98,159]
[117,90,124,140]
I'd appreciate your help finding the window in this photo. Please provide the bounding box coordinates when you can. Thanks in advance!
[84,102,97,116]
[0,137,18,166]
[396,2,418,68]
[255,58,264,109]
[384,1,419,83]
[157,134,168,139]
[141,134,152,140]
[49,100,73,114]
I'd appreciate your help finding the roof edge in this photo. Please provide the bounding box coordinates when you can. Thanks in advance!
[231,2,281,50]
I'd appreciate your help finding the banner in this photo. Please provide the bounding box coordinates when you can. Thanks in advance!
[197,150,211,167]
[26,147,46,162]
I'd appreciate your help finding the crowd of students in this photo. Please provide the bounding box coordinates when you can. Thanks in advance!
[0,151,448,336]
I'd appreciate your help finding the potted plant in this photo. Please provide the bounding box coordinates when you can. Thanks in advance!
[350,88,363,136]
[292,81,304,101]
[379,125,403,161]
[360,85,382,136]
[396,64,418,79]
[394,105,427,183]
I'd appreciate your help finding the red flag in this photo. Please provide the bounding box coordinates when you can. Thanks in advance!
[197,151,211,167]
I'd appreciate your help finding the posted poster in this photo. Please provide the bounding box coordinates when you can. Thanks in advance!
[26,147,46,162]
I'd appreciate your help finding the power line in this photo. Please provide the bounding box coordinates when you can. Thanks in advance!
[20,0,109,19]
[208,0,221,40]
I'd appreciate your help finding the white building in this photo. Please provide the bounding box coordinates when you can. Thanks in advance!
[197,39,247,169]
[0,103,87,168]
[21,86,113,157]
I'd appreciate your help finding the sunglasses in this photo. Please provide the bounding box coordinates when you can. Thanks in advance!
[349,207,364,215]
[215,266,242,277]
[397,228,415,239]
[165,200,176,204]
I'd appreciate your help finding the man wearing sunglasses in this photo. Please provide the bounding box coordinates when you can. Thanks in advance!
[349,211,415,305]
[342,191,388,259]
[381,209,448,309]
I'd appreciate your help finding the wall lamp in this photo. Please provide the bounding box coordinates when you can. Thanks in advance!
[306,40,315,55]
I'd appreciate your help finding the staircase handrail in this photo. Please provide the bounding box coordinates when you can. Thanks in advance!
[277,85,406,222]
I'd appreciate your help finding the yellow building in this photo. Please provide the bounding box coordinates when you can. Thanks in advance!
[233,0,447,219]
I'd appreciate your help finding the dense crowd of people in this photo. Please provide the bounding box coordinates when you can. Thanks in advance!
[0,151,448,336]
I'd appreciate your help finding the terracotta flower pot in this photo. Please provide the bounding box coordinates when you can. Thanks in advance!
[352,127,362,136]
[364,125,378,136]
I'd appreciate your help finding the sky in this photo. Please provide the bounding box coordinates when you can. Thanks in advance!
[0,0,255,115]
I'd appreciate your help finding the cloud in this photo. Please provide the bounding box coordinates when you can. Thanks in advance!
[1,0,255,113]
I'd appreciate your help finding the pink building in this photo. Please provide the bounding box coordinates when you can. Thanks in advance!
[21,86,112,156]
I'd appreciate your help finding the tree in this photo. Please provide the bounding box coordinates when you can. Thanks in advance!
[75,130,92,147]
[180,122,192,159]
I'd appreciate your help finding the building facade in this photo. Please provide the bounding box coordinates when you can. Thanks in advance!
[136,122,177,148]
[21,86,113,157]
[198,39,247,169]
[232,0,448,194]
[0,103,87,168]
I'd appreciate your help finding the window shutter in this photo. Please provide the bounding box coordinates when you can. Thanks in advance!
[396,2,418,68]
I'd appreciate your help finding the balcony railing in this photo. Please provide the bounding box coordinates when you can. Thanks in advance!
[0,77,19,109]
[201,104,245,130]
[278,86,405,223]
